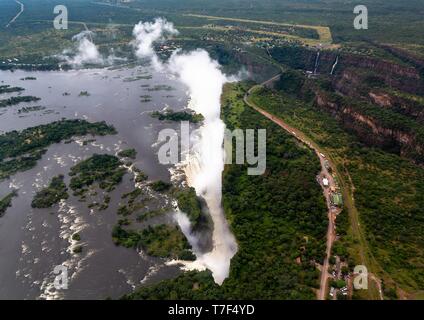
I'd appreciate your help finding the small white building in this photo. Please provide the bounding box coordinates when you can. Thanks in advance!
[323,178,329,187]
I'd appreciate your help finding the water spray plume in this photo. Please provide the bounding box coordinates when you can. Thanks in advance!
[132,18,238,284]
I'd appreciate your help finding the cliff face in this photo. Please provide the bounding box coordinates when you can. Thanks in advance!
[314,91,424,162]
[265,44,424,163]
[233,51,278,82]
[271,44,424,94]
[368,91,424,123]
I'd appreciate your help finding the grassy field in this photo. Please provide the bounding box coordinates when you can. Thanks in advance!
[183,13,333,46]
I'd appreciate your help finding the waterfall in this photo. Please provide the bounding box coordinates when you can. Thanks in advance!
[313,51,320,75]
[330,56,339,75]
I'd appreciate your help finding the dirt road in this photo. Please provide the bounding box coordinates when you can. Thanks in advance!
[6,0,24,28]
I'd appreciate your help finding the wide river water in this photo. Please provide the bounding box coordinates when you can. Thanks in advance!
[0,65,191,299]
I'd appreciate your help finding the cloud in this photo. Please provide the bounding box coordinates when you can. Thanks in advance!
[60,31,125,67]
[131,18,178,69]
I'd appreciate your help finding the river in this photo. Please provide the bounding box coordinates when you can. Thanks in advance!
[0,65,190,299]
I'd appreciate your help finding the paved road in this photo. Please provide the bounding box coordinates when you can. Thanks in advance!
[6,0,24,28]
[244,78,341,300]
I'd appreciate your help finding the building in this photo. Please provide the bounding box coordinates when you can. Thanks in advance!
[322,177,329,187]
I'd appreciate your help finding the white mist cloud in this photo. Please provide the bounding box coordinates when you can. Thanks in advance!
[167,49,227,120]
[131,18,238,284]
[64,31,103,66]
[60,31,125,67]
[131,18,178,69]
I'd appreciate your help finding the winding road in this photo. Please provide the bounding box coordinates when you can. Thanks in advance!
[244,76,341,300]
[5,0,24,28]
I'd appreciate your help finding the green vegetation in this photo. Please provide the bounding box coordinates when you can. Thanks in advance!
[78,91,90,97]
[147,85,174,92]
[0,85,24,94]
[149,180,172,192]
[112,223,195,260]
[136,208,169,222]
[117,188,150,217]
[124,82,327,299]
[139,225,195,260]
[249,84,424,297]
[176,187,202,228]
[17,106,46,114]
[151,110,204,123]
[133,167,148,183]
[330,279,347,289]
[112,224,141,248]
[118,148,137,159]
[0,96,40,108]
[140,95,152,102]
[2,0,423,300]
[0,190,17,217]
[121,270,219,300]
[69,154,126,193]
[73,245,83,254]
[0,119,116,181]
[31,175,69,208]
[72,233,81,241]
[121,188,143,201]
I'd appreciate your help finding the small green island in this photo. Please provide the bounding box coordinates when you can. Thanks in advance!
[78,91,90,97]
[140,94,152,102]
[117,148,137,159]
[0,85,24,94]
[17,106,46,114]
[147,85,174,92]
[112,223,195,261]
[31,175,69,208]
[69,154,126,193]
[149,180,172,192]
[0,190,18,217]
[151,109,204,123]
[0,119,117,181]
[0,96,41,108]
[72,233,81,241]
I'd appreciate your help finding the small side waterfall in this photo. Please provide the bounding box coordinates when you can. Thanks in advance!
[330,56,339,75]
[313,51,320,75]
